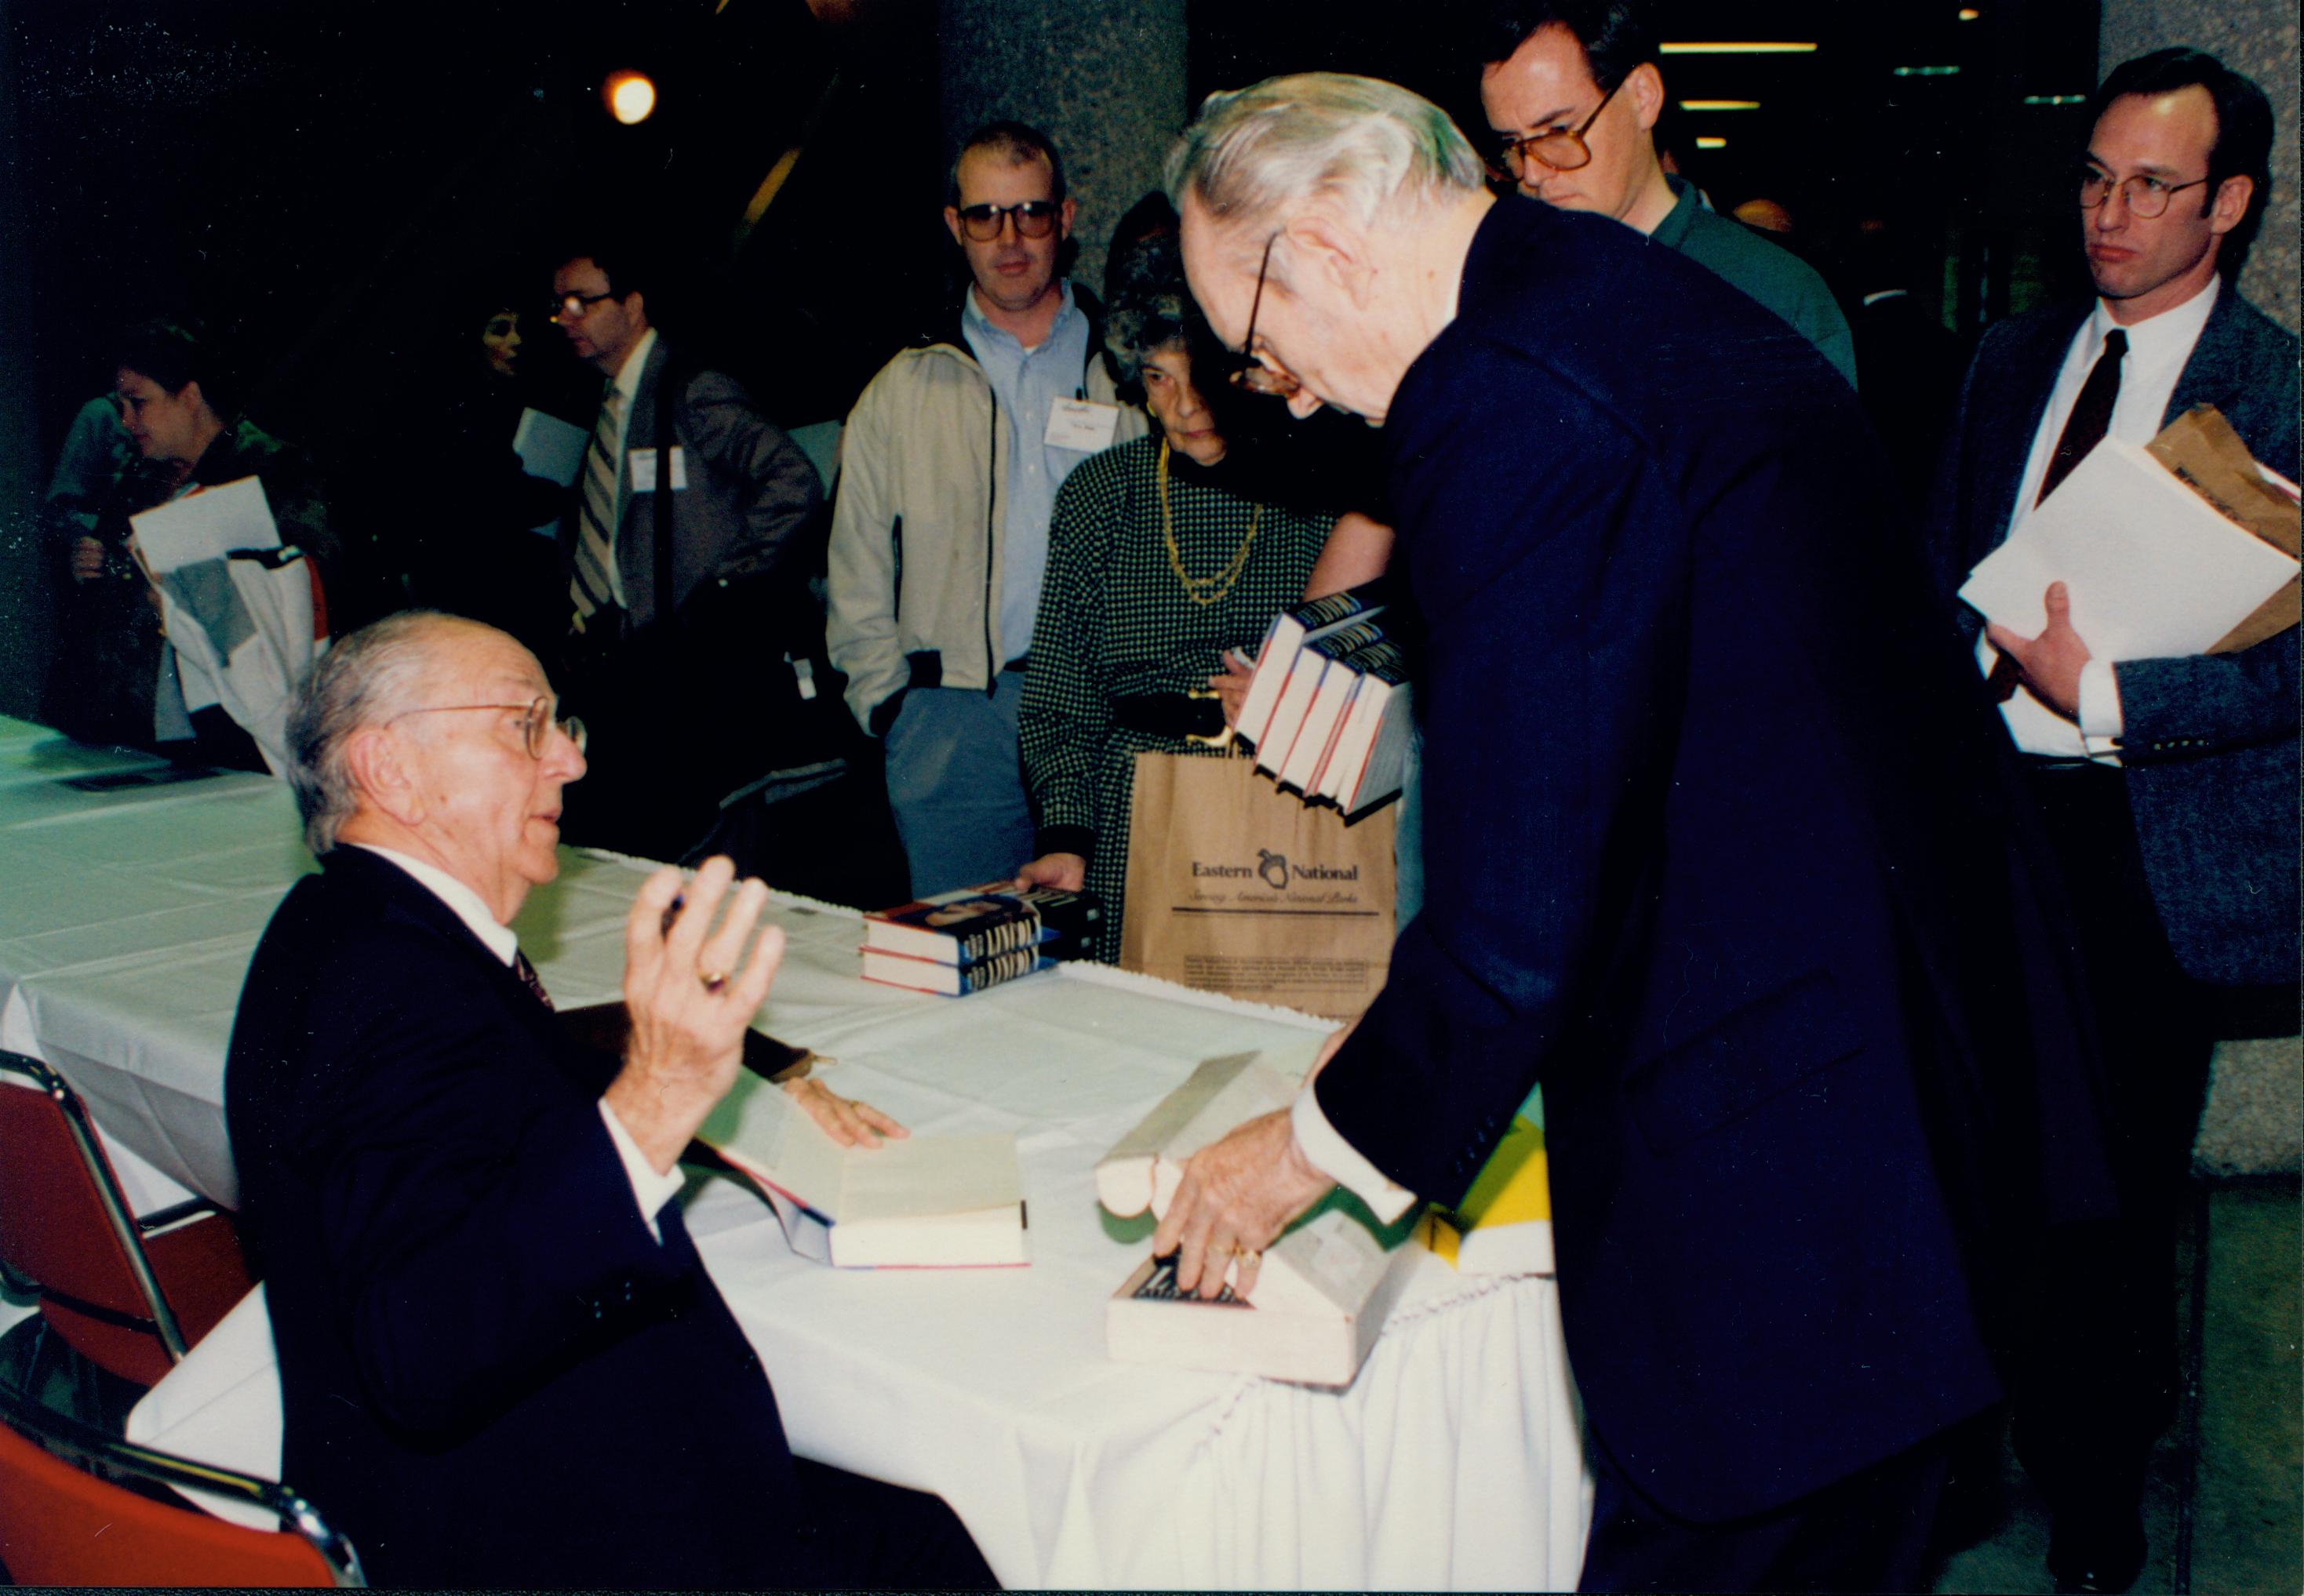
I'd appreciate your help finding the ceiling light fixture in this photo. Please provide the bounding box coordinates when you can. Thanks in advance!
[1694,136,1728,149]
[1660,42,1818,55]
[1680,100,1762,111]
[1891,64,1963,76]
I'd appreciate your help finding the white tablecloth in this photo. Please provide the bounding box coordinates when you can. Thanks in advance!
[0,718,1592,1587]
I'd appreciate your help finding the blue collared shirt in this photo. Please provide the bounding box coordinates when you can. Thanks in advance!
[961,281,1095,666]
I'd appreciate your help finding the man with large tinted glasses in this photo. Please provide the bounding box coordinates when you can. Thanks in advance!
[1930,48,2296,1594]
[1472,0,1855,387]
[828,121,1145,896]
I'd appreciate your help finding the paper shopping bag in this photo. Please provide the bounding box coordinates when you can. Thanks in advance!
[1119,751,1396,1021]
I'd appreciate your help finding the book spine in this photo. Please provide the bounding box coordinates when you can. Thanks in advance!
[959,945,1053,991]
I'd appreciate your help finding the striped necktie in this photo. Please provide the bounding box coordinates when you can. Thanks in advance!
[513,950,555,1011]
[569,384,627,633]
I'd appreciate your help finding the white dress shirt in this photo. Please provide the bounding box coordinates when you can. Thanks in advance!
[348,843,686,1238]
[1988,277,2220,761]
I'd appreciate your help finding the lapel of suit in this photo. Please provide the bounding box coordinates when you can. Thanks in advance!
[617,337,670,623]
[324,848,561,1051]
[2164,283,2251,426]
[1977,302,2092,554]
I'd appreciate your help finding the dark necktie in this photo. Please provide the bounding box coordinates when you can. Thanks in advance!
[2036,328,2128,506]
[513,950,555,1011]
[1989,328,2130,703]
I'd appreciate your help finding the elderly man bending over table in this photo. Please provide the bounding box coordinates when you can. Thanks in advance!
[224,610,994,1588]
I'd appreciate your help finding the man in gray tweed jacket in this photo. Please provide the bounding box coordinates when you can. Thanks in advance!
[1928,46,2297,1594]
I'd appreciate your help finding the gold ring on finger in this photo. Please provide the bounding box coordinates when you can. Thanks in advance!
[698,969,730,994]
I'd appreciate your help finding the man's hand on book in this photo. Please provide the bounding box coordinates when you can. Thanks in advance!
[1152,1109,1333,1302]
[1986,580,2092,719]
[606,858,787,1173]
[782,1076,908,1148]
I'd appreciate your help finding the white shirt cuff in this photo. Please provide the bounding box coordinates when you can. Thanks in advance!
[1290,1085,1418,1224]
[2077,658,2124,757]
[599,1099,687,1244]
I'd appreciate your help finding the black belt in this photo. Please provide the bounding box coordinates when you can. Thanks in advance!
[1113,693,1228,741]
[1001,655,1031,674]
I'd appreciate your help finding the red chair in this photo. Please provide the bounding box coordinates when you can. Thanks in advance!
[0,1378,362,1586]
[0,1050,257,1387]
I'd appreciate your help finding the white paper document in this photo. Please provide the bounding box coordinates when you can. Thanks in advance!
[1960,438,2299,660]
[128,476,280,572]
[512,406,590,487]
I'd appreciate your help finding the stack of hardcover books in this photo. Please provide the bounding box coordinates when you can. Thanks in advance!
[1236,582,1414,816]
[859,882,1105,995]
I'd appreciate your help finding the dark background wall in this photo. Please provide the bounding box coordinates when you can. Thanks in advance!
[0,0,2293,724]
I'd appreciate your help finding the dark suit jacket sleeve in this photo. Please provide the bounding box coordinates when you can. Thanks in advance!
[291,933,690,1435]
[1316,344,1685,1201]
[678,369,824,584]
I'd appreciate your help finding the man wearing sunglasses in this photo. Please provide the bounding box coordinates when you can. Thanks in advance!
[1473,0,1855,387]
[1930,49,2295,1593]
[828,121,1145,897]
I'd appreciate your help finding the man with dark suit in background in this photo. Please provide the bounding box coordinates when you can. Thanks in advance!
[1930,48,2297,1593]
[548,242,828,863]
[225,610,991,1588]
[1153,72,2110,1593]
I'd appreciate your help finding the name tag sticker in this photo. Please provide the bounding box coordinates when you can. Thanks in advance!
[1045,399,1121,453]
[628,446,689,493]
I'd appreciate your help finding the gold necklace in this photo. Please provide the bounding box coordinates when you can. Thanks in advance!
[1157,437,1261,607]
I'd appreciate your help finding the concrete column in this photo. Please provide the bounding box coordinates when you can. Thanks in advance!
[2098,0,2299,334]
[936,0,1188,296]
[2099,2,2302,1176]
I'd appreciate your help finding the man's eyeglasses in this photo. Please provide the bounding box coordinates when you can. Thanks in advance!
[1493,73,1625,178]
[388,696,586,759]
[1228,233,1297,398]
[548,289,617,323]
[954,200,1061,242]
[2077,166,2211,219]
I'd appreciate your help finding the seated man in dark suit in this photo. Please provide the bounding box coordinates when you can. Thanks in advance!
[226,610,992,1588]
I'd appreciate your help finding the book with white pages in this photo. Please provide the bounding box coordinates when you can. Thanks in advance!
[1236,582,1390,749]
[698,1068,1027,1268]
[1958,438,2300,663]
[1097,1052,1423,1386]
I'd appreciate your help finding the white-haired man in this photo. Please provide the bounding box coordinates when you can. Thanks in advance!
[1152,74,2109,1592]
[226,611,991,1588]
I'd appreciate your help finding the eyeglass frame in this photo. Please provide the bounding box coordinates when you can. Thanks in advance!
[548,289,619,324]
[385,696,587,759]
[1493,71,1627,179]
[2077,165,2212,220]
[952,200,1062,242]
[1226,233,1292,396]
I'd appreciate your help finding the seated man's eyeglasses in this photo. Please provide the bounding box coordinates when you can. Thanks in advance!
[2077,165,2211,219]
[1494,74,1625,178]
[955,200,1061,241]
[388,696,587,758]
[550,289,618,323]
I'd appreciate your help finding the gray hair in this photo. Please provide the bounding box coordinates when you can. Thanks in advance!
[1164,73,1486,244]
[286,610,460,855]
